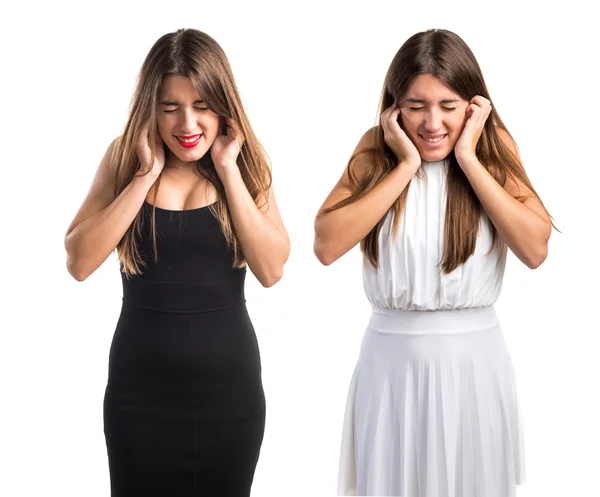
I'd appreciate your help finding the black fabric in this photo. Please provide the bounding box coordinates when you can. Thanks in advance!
[104,202,265,496]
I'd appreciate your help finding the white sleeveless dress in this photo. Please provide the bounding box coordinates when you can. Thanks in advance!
[337,160,526,497]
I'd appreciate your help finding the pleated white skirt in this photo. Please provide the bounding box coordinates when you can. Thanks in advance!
[338,306,525,497]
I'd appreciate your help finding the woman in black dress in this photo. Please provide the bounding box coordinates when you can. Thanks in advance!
[64,29,290,496]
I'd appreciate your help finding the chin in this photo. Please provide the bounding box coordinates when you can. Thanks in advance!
[169,146,210,164]
[419,148,452,162]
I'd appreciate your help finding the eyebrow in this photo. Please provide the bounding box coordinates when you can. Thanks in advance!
[159,99,205,105]
[404,98,461,104]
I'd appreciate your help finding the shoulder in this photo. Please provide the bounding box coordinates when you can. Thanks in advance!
[355,126,379,150]
[495,127,520,158]
[351,126,380,170]
[98,137,120,171]
[348,126,381,177]
[93,137,120,180]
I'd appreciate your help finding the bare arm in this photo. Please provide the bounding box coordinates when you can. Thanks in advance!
[219,168,290,287]
[454,96,551,269]
[211,118,290,288]
[64,140,160,281]
[314,120,421,266]
[458,129,552,269]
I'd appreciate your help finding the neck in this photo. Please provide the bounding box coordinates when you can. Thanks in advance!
[421,158,447,166]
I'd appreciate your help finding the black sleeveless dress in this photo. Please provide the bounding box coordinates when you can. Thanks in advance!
[103,202,266,496]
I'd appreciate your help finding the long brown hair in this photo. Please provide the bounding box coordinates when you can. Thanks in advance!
[111,29,271,277]
[325,29,552,273]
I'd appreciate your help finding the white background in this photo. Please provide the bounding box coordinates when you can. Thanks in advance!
[1,1,598,496]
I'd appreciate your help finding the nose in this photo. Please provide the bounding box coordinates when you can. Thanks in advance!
[177,107,198,134]
[423,107,442,133]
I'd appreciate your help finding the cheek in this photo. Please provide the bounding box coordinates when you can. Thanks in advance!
[450,111,468,133]
[202,114,222,141]
[155,115,172,140]
[399,111,420,135]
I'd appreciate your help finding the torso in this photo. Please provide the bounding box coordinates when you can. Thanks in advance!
[363,160,507,311]
[146,164,218,211]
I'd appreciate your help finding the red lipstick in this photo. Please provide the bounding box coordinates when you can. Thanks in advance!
[175,134,202,149]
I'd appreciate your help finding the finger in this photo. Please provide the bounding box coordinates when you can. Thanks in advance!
[380,115,389,136]
[388,107,401,124]
[463,105,479,128]
[380,108,392,128]
[481,100,493,119]
[380,107,400,134]
[236,135,245,150]
[227,125,242,147]
[468,103,481,120]
[473,99,492,125]
[221,118,244,149]
[471,95,491,106]
[471,96,492,120]
[381,105,395,118]
[225,117,241,135]
[380,105,397,121]
[230,127,244,149]
[467,105,489,135]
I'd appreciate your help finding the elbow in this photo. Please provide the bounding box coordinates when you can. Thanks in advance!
[313,220,336,266]
[523,221,552,269]
[260,243,290,288]
[524,244,548,270]
[315,248,335,266]
[253,243,289,288]
[259,268,284,288]
[66,249,92,282]
[67,259,90,282]
[313,237,338,266]
[65,235,88,281]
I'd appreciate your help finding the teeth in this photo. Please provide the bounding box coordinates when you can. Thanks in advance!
[178,135,200,143]
[422,135,445,143]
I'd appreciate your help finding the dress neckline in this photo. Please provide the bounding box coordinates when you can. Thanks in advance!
[144,200,217,213]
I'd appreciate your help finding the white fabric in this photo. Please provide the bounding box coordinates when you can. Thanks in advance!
[338,161,525,496]
[363,160,507,311]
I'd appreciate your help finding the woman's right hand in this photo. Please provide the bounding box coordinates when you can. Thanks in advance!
[135,125,166,178]
[380,106,421,171]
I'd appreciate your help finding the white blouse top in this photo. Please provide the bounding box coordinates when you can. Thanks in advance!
[363,160,507,311]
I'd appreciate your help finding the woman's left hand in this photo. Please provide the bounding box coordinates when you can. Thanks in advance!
[211,117,244,171]
[454,95,492,164]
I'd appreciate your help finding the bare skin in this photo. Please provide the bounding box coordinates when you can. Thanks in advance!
[314,74,551,269]
[66,75,290,285]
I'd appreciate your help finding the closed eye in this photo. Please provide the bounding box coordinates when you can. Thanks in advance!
[409,106,457,112]
[162,107,209,113]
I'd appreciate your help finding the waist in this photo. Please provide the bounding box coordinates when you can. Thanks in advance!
[368,305,499,335]
[122,273,246,313]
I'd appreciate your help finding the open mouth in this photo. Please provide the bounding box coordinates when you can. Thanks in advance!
[175,134,202,148]
[419,133,447,146]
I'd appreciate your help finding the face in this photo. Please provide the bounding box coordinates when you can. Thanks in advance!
[156,74,221,165]
[398,73,468,162]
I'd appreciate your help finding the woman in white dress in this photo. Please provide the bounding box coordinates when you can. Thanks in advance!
[314,29,554,497]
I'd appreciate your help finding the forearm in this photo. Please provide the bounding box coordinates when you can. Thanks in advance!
[220,167,289,287]
[314,163,415,265]
[459,156,551,268]
[65,174,156,281]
